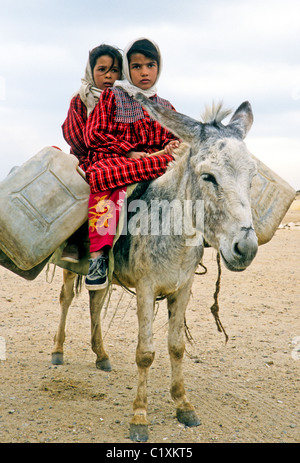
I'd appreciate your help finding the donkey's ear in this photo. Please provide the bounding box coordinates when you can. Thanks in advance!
[135,93,202,144]
[227,101,253,139]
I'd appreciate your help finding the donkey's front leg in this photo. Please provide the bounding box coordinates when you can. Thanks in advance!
[130,285,155,442]
[52,269,77,365]
[89,289,112,371]
[167,281,201,427]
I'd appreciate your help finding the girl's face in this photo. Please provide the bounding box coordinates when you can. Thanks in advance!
[129,53,158,90]
[93,55,121,90]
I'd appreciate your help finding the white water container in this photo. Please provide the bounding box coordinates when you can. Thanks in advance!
[0,147,90,270]
[250,155,296,245]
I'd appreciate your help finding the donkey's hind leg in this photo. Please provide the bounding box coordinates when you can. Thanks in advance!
[89,289,112,371]
[51,269,77,365]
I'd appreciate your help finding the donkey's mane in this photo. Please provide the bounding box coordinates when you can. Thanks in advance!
[201,101,232,124]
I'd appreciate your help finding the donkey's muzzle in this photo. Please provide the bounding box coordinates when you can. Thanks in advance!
[221,227,258,272]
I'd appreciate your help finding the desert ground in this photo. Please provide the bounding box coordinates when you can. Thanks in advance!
[0,195,299,444]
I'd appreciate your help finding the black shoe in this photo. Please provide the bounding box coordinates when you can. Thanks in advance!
[85,255,108,290]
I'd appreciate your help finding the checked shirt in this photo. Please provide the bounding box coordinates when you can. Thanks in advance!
[83,87,178,193]
[61,94,91,172]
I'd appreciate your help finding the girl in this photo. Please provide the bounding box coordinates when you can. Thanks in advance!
[84,38,180,290]
[61,44,122,262]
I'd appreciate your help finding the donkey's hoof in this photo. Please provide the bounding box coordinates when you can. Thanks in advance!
[96,358,112,371]
[176,409,201,427]
[130,423,148,442]
[51,352,64,365]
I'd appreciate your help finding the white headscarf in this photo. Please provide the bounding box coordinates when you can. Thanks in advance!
[114,37,162,98]
[74,56,103,116]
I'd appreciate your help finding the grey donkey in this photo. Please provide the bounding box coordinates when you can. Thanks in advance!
[52,97,258,442]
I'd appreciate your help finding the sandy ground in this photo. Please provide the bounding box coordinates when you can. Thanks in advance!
[0,197,299,444]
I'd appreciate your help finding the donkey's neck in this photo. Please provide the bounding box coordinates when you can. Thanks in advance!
[150,147,190,202]
[144,147,203,250]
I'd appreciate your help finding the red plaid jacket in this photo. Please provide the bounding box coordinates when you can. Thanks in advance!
[61,95,91,172]
[84,88,178,193]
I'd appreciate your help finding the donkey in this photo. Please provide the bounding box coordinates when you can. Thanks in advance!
[52,98,258,442]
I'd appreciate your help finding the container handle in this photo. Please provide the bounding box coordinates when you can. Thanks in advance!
[76,166,87,181]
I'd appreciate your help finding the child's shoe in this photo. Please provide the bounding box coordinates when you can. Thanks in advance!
[85,254,108,290]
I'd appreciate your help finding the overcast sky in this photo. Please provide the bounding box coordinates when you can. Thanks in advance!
[0,0,299,189]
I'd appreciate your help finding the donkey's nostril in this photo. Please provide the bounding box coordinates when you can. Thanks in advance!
[233,241,242,256]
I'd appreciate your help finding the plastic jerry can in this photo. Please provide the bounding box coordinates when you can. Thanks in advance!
[0,248,50,280]
[250,154,296,245]
[0,146,90,270]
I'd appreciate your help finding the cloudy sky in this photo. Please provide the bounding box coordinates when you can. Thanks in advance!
[0,0,299,189]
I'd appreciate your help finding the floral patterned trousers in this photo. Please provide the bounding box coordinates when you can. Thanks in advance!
[88,187,127,253]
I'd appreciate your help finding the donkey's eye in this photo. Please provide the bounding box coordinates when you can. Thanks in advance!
[202,173,218,186]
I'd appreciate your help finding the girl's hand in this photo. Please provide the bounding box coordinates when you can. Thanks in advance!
[163,140,180,155]
[126,151,147,159]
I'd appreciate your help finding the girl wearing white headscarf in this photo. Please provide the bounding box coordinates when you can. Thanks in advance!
[62,44,122,171]
[113,37,162,98]
[83,38,180,290]
[61,44,122,263]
